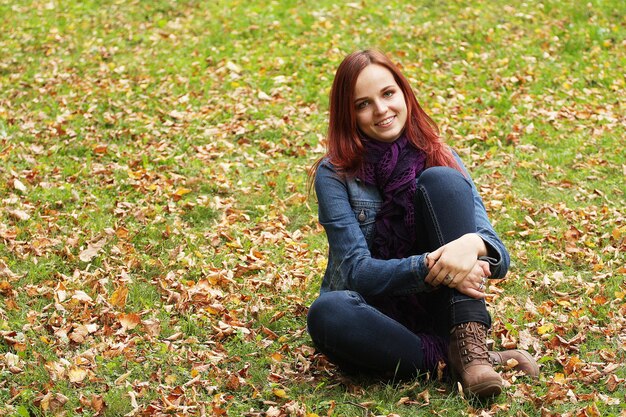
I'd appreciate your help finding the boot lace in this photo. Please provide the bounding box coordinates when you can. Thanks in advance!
[457,322,490,364]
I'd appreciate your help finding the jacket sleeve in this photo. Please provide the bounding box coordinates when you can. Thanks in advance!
[453,152,511,279]
[315,161,431,296]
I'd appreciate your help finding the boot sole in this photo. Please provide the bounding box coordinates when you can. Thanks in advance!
[450,368,503,398]
[513,349,540,377]
[465,380,502,398]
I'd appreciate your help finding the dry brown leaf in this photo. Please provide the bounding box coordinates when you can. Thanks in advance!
[45,361,67,381]
[114,370,132,385]
[118,313,141,330]
[0,280,13,295]
[68,366,88,383]
[8,209,30,221]
[0,261,21,280]
[416,389,430,405]
[142,319,161,337]
[91,394,105,413]
[72,290,94,303]
[12,178,27,192]
[79,238,107,262]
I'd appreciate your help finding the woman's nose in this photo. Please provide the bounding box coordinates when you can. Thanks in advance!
[373,100,388,114]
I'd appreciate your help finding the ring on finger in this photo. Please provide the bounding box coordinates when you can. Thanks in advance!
[444,274,453,284]
[478,282,485,291]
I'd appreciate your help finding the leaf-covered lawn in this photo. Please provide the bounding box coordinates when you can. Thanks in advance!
[0,0,624,416]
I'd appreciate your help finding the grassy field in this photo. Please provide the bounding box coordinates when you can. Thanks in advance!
[0,0,624,415]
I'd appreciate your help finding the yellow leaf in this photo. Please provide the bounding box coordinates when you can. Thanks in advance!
[537,323,554,335]
[174,188,192,196]
[165,374,177,385]
[191,368,199,378]
[554,373,565,383]
[109,285,129,308]
[273,388,288,398]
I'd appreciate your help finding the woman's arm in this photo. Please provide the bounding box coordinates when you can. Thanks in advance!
[315,161,431,297]
[425,152,510,287]
[456,153,510,279]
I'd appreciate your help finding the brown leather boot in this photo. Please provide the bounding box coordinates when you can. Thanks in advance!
[448,322,502,397]
[489,350,539,377]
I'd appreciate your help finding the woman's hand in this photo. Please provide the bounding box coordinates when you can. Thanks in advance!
[450,260,491,299]
[425,233,489,290]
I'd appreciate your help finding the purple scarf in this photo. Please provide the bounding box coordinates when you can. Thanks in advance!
[358,134,426,260]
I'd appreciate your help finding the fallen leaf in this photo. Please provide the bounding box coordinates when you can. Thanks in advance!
[8,209,30,221]
[13,179,27,192]
[68,367,87,383]
[72,290,93,303]
[272,388,288,398]
[5,352,20,367]
[118,313,141,330]
[79,238,107,262]
[114,370,132,385]
[109,285,129,308]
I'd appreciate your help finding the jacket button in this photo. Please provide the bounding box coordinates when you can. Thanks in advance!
[358,210,366,222]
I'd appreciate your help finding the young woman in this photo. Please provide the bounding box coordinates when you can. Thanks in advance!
[307,50,538,398]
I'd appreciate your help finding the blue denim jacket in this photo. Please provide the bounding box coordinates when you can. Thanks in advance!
[314,151,510,296]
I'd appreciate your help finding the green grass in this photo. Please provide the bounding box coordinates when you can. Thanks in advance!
[1,0,625,415]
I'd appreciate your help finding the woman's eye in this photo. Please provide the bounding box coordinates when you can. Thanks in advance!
[383,90,394,97]
[357,101,368,109]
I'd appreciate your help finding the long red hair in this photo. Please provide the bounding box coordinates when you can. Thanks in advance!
[311,49,460,180]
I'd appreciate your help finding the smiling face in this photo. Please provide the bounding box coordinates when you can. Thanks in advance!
[353,64,407,143]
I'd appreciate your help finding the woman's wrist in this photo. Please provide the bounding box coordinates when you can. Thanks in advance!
[464,233,488,257]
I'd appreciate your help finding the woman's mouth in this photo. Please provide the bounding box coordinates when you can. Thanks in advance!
[375,116,395,127]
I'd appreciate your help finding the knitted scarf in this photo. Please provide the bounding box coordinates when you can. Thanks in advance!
[358,134,426,260]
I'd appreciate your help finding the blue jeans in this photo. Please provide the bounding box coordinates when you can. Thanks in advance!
[307,167,492,378]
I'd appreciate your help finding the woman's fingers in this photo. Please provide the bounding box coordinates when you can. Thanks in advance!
[426,265,449,286]
[456,283,485,299]
[455,272,488,299]
[478,260,491,277]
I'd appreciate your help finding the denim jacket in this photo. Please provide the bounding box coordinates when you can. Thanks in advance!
[314,151,510,296]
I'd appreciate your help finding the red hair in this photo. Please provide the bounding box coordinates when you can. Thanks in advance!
[311,49,460,179]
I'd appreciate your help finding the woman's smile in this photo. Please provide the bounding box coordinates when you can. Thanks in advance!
[376,115,396,127]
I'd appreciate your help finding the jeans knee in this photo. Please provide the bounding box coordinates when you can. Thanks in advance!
[417,166,466,191]
[307,291,362,339]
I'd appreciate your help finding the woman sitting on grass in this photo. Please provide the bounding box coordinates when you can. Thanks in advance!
[307,49,538,398]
